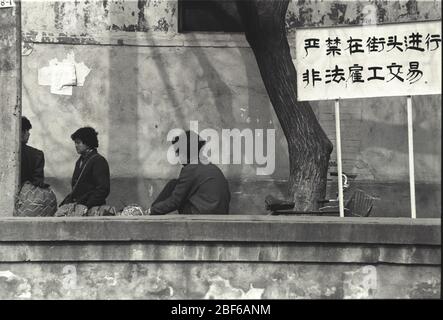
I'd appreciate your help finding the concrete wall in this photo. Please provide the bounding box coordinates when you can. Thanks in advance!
[19,1,441,216]
[0,216,440,299]
[0,3,20,216]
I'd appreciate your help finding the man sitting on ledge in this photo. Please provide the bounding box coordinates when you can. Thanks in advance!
[147,130,230,215]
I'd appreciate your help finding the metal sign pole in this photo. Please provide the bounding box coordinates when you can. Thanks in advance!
[407,96,417,219]
[335,99,345,218]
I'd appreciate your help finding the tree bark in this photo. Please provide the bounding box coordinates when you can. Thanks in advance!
[235,0,333,210]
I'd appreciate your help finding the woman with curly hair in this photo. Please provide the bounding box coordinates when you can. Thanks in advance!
[59,127,110,216]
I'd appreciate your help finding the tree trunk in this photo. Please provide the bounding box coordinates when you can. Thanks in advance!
[235,0,333,210]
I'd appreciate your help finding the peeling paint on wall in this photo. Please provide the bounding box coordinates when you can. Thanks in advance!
[362,4,378,25]
[204,275,264,299]
[21,41,34,56]
[0,270,32,299]
[23,0,177,37]
[343,265,377,299]
[0,31,16,72]
[0,262,440,299]
[143,275,174,297]
[21,0,441,46]
[408,278,440,298]
[61,265,78,291]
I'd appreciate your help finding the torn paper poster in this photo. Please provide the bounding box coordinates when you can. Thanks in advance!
[51,62,76,90]
[50,85,73,96]
[64,51,90,86]
[37,51,91,96]
[74,62,91,87]
[37,66,52,86]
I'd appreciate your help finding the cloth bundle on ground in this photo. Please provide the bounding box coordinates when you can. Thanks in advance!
[15,182,57,217]
[55,203,85,217]
[117,204,146,216]
[87,205,116,216]
[55,203,116,217]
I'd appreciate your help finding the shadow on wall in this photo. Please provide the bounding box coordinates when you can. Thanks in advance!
[359,95,441,157]
[102,11,291,208]
[318,95,441,181]
[101,41,440,213]
[20,1,441,216]
[107,44,141,208]
[105,4,191,208]
[45,176,440,218]
[191,33,291,182]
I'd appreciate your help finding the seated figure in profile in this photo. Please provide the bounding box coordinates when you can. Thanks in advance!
[58,127,111,216]
[148,130,230,215]
[16,116,57,216]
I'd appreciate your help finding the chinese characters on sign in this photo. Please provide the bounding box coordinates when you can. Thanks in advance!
[295,21,442,101]
[303,61,426,87]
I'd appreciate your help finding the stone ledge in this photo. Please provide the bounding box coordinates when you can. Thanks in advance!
[0,242,439,265]
[0,216,440,245]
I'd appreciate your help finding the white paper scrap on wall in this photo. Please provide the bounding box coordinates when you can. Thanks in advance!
[37,66,52,86]
[75,62,91,86]
[37,52,91,96]
[50,86,72,96]
[51,62,76,90]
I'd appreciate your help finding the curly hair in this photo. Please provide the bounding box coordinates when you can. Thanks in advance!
[22,116,32,131]
[71,127,99,148]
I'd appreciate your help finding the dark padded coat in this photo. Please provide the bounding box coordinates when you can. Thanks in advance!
[151,163,230,215]
[61,149,110,209]
[21,144,45,187]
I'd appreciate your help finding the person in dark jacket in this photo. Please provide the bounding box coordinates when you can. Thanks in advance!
[17,117,57,217]
[60,127,110,212]
[148,130,230,215]
[21,117,45,187]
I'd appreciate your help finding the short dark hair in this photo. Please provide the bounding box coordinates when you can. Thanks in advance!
[22,117,32,131]
[71,127,99,148]
[172,130,206,163]
[172,130,206,151]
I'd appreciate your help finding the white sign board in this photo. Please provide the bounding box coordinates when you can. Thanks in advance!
[295,21,442,101]
[0,0,14,8]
